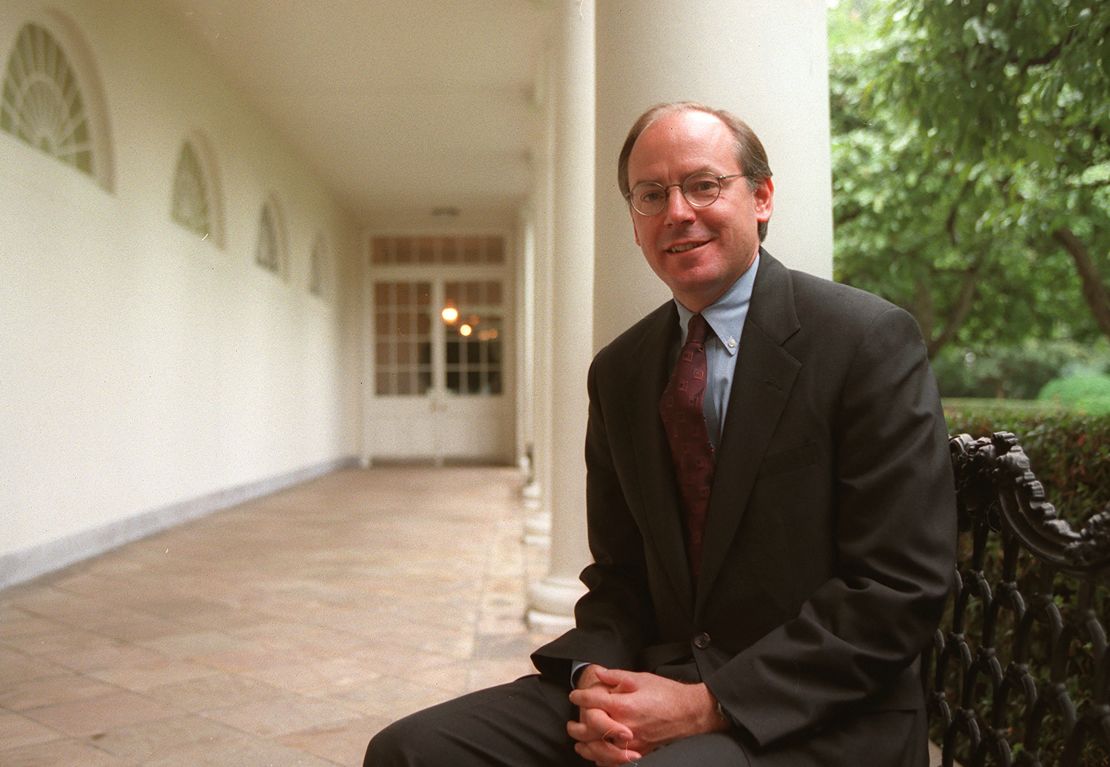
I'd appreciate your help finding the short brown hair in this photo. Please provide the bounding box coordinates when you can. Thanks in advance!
[617,102,773,241]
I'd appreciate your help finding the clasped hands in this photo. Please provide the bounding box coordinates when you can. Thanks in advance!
[566,664,727,766]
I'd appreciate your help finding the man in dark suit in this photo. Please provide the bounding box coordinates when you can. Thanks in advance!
[366,102,955,766]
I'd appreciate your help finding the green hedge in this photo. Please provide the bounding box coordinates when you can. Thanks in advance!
[1038,374,1110,415]
[944,398,1110,527]
[930,340,1110,401]
[931,340,1110,400]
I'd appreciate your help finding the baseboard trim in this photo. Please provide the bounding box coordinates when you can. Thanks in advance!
[0,455,360,590]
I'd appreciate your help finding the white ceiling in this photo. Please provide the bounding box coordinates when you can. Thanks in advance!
[156,0,551,221]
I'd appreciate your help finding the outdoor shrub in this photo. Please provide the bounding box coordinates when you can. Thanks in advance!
[931,340,1110,401]
[1038,374,1110,415]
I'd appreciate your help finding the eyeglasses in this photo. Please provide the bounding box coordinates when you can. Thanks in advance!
[625,172,745,216]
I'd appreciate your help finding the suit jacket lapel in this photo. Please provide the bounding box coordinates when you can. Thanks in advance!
[696,252,802,615]
[620,303,695,610]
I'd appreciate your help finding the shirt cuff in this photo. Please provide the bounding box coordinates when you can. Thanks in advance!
[570,660,591,687]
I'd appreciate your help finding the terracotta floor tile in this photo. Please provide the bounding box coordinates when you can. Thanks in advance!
[187,644,310,674]
[239,656,383,699]
[4,627,120,657]
[404,662,471,695]
[143,672,286,713]
[228,620,368,654]
[140,735,340,767]
[0,610,67,639]
[0,647,71,688]
[278,716,391,765]
[84,611,192,643]
[8,588,134,629]
[465,657,537,692]
[0,672,121,711]
[137,598,270,630]
[201,693,360,738]
[85,714,243,761]
[345,642,456,672]
[333,674,456,718]
[0,709,63,750]
[138,629,251,659]
[88,657,219,692]
[0,468,557,766]
[48,572,125,599]
[44,641,168,674]
[0,738,128,767]
[473,632,539,660]
[21,690,180,737]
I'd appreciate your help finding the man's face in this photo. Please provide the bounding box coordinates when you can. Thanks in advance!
[626,109,773,311]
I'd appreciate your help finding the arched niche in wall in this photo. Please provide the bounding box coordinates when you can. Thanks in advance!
[309,233,331,299]
[170,131,225,248]
[254,194,289,279]
[0,10,114,190]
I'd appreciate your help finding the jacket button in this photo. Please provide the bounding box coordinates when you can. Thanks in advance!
[693,632,711,649]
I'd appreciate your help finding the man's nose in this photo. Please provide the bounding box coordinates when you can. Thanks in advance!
[663,185,696,224]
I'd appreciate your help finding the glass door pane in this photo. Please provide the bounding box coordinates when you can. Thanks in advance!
[373,280,432,396]
[442,280,503,396]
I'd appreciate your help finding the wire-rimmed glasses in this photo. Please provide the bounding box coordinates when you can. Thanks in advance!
[625,172,745,216]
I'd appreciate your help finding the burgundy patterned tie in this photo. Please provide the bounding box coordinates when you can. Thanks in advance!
[659,313,714,579]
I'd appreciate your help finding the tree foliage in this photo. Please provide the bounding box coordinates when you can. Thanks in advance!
[830,0,1109,356]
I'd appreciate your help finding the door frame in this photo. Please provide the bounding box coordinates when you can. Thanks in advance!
[360,229,516,465]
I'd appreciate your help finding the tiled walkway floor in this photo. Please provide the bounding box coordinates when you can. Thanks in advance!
[0,467,558,766]
[1,467,948,766]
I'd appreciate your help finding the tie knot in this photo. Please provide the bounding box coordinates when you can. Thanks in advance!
[686,314,709,345]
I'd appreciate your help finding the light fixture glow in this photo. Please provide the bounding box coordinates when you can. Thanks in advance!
[459,324,473,337]
[441,306,459,324]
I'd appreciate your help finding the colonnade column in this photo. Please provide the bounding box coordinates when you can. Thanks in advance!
[526,0,594,632]
[593,0,833,347]
[527,1,832,629]
[522,47,556,546]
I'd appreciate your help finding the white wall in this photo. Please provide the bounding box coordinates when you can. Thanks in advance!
[0,0,362,584]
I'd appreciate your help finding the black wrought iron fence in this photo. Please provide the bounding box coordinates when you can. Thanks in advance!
[923,432,1110,766]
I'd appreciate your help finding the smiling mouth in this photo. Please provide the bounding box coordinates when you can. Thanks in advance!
[666,241,707,254]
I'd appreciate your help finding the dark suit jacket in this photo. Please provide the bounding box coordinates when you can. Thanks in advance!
[532,250,956,761]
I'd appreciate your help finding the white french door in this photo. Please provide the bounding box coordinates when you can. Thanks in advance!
[365,237,512,464]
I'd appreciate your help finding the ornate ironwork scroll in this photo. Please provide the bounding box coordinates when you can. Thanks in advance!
[923,432,1110,766]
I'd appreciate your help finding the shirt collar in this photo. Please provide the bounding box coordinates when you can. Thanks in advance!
[673,252,759,357]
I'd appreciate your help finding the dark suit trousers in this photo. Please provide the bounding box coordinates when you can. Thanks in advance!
[363,673,927,766]
[363,673,749,766]
[364,675,587,766]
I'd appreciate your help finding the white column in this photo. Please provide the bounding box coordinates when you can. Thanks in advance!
[522,43,557,545]
[514,210,534,481]
[593,0,833,348]
[526,0,594,632]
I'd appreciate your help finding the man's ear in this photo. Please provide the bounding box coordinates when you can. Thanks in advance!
[753,177,775,223]
[630,206,641,246]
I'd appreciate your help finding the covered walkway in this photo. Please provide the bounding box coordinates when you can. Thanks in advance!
[0,467,554,766]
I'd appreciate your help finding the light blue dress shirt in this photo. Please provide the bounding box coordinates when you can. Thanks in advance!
[672,252,759,447]
[569,255,758,687]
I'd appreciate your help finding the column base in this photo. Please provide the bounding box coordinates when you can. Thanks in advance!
[522,480,542,508]
[526,574,584,633]
[523,508,551,546]
[526,608,575,634]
